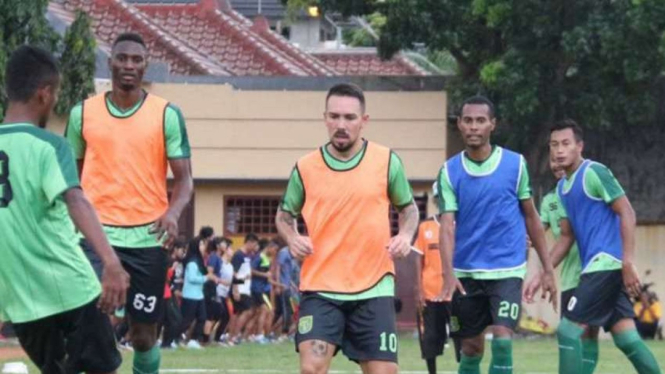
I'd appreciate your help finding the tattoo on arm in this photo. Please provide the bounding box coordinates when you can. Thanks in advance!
[280,213,295,226]
[311,340,329,357]
[398,202,419,238]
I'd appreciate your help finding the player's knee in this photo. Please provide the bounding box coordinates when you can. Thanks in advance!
[461,339,484,357]
[300,361,327,374]
[131,328,157,352]
[557,318,584,341]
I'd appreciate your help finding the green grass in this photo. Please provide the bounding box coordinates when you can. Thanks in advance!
[2,335,665,373]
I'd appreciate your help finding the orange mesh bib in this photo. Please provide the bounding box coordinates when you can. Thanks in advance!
[81,93,169,226]
[415,219,444,300]
[298,142,394,293]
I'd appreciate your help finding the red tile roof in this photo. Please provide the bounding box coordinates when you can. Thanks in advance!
[54,0,229,76]
[312,49,430,76]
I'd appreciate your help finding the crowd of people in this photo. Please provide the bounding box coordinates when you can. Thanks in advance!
[113,228,302,350]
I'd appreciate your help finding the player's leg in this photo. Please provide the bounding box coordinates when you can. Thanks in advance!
[581,326,599,374]
[610,304,661,373]
[487,278,522,374]
[418,301,448,374]
[343,297,398,374]
[450,278,491,374]
[13,314,67,374]
[296,293,344,374]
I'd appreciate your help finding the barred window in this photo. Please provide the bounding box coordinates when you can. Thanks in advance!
[224,196,306,236]
[390,195,430,236]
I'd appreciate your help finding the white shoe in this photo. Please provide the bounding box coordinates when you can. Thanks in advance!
[186,340,203,349]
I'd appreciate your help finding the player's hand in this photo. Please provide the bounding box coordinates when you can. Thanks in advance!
[99,261,130,314]
[622,262,641,298]
[151,211,179,247]
[522,273,542,304]
[438,274,465,302]
[540,270,558,310]
[386,234,411,259]
[526,235,533,249]
[288,235,313,260]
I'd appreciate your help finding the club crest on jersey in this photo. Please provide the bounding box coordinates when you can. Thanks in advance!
[425,230,433,239]
[299,315,313,334]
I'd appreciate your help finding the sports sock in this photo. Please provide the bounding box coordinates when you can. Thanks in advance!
[489,338,513,373]
[459,353,482,374]
[426,357,436,374]
[582,338,599,374]
[133,344,160,374]
[202,333,210,343]
[557,318,585,374]
[613,329,662,374]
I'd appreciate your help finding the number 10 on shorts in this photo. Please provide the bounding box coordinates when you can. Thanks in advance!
[379,332,397,353]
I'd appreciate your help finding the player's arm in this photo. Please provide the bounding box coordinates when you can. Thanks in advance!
[413,227,425,308]
[275,166,312,260]
[521,198,557,308]
[64,103,85,175]
[64,188,129,313]
[611,196,640,296]
[386,152,419,258]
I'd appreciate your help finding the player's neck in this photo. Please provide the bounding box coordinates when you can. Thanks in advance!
[109,87,145,110]
[565,157,584,177]
[465,142,493,162]
[2,105,40,127]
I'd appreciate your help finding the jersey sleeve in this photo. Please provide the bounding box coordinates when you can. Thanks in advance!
[517,156,532,200]
[280,166,305,217]
[586,163,626,204]
[40,136,81,203]
[64,103,85,160]
[555,191,568,218]
[388,152,414,209]
[539,193,551,226]
[436,165,458,213]
[164,104,191,160]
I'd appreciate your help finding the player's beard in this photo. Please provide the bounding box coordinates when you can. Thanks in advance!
[331,138,356,153]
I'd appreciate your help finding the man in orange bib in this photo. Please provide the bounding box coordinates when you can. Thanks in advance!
[414,183,449,374]
[275,83,420,374]
[66,33,193,373]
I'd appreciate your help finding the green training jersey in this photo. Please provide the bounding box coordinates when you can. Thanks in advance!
[0,123,101,323]
[280,140,414,300]
[66,93,190,248]
[436,146,532,280]
[556,161,625,273]
[540,190,581,291]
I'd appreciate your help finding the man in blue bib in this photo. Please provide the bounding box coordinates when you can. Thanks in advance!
[437,96,557,374]
[545,120,661,374]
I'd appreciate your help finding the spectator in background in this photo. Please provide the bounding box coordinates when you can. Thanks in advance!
[228,233,260,344]
[214,237,235,345]
[160,243,184,349]
[170,239,187,302]
[203,237,224,344]
[634,288,662,340]
[273,244,295,341]
[180,237,216,349]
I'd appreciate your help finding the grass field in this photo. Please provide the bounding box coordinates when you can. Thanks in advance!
[1,335,664,373]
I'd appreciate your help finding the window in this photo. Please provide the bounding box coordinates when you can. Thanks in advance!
[224,196,306,236]
[390,195,430,236]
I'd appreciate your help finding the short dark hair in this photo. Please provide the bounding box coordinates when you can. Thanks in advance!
[460,95,495,119]
[244,233,259,243]
[113,32,146,49]
[326,83,366,112]
[5,45,59,103]
[218,236,233,248]
[199,226,214,240]
[550,119,584,142]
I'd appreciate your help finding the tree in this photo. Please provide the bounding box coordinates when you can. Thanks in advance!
[288,0,665,189]
[0,0,59,120]
[55,11,96,115]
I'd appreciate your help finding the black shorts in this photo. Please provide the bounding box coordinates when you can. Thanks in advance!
[417,301,450,359]
[233,294,252,314]
[295,293,398,363]
[563,270,635,331]
[81,241,168,324]
[14,299,121,374]
[450,277,522,338]
[560,288,576,317]
[252,291,269,308]
[205,299,223,321]
[115,246,168,324]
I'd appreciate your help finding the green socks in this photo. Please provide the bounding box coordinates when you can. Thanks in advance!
[582,338,599,374]
[133,345,161,374]
[613,329,662,374]
[489,338,513,373]
[459,353,482,374]
[557,318,585,374]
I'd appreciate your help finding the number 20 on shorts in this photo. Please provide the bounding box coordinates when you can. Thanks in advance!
[498,301,520,320]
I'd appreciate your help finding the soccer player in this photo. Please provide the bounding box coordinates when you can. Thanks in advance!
[275,83,419,374]
[65,32,193,373]
[538,120,661,374]
[414,183,449,374]
[437,96,557,374]
[527,155,599,373]
[0,45,129,373]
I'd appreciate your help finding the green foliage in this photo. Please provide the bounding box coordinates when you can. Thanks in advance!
[343,12,385,47]
[55,11,96,115]
[301,0,665,183]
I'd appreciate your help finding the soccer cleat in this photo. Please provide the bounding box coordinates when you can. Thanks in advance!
[186,340,203,349]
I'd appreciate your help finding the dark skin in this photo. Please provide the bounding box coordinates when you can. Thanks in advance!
[2,79,129,319]
[75,40,193,352]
